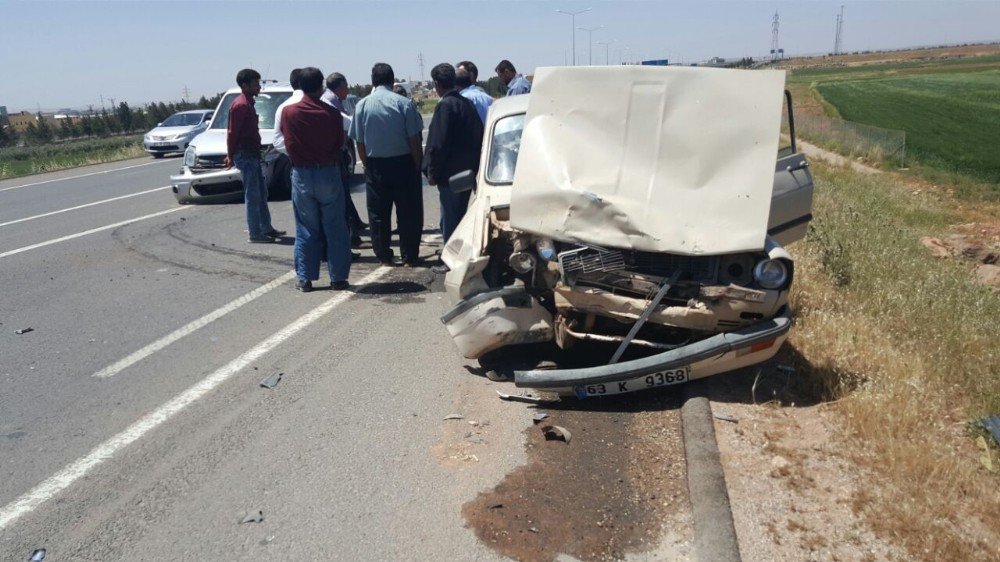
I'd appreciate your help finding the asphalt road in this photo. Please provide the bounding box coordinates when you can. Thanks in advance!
[0,148,692,560]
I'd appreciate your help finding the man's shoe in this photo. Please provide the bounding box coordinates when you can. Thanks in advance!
[351,251,362,261]
[295,280,313,292]
[403,257,424,268]
[330,280,350,291]
[351,236,364,248]
[431,264,450,274]
[248,235,276,244]
[266,228,286,237]
[379,257,402,267]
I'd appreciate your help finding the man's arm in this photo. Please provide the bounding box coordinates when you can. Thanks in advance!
[423,101,451,185]
[356,142,369,169]
[272,103,287,155]
[408,135,422,176]
[225,103,249,168]
[403,101,424,173]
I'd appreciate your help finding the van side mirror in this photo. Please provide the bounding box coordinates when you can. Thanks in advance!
[448,169,476,194]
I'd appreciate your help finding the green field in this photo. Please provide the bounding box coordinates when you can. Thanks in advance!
[792,57,1000,185]
[0,135,146,180]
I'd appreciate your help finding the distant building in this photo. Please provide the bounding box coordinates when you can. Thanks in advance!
[8,111,38,133]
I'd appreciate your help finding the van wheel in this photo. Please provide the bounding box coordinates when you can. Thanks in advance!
[269,158,292,200]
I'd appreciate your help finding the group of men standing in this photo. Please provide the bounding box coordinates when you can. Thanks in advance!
[226,59,532,291]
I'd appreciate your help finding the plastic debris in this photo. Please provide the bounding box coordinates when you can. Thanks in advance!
[443,414,465,420]
[713,412,739,423]
[532,412,549,424]
[541,425,572,444]
[487,503,504,510]
[259,372,283,389]
[980,415,1000,444]
[14,328,34,335]
[239,510,264,524]
[496,390,548,404]
[529,527,539,533]
[30,549,46,561]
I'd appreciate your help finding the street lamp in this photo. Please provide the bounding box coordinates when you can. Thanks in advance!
[596,39,617,65]
[577,25,604,66]
[556,7,591,66]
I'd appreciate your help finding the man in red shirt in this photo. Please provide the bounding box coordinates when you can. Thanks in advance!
[280,67,351,292]
[226,68,283,243]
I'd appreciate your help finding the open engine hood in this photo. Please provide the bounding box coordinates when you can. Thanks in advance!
[509,66,786,255]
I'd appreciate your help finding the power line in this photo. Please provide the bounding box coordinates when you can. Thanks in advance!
[834,5,845,55]
[771,11,780,63]
[417,52,425,83]
[182,85,191,103]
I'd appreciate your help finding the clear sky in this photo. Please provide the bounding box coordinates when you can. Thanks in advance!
[1,0,998,112]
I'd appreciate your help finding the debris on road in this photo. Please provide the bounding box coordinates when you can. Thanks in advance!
[466,434,485,444]
[444,413,465,420]
[496,390,550,404]
[30,549,46,561]
[259,372,283,389]
[239,510,264,524]
[14,328,34,335]
[528,527,539,533]
[980,415,1000,444]
[532,412,549,424]
[713,412,739,423]
[486,503,504,510]
[542,425,572,444]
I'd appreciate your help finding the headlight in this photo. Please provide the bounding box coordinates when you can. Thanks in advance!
[183,147,196,168]
[509,251,536,274]
[753,259,789,289]
[535,238,556,261]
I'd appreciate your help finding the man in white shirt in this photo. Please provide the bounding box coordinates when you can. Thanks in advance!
[273,68,304,155]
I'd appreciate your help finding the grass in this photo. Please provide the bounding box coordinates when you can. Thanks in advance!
[418,98,439,115]
[0,135,147,180]
[787,161,1000,560]
[817,69,1000,184]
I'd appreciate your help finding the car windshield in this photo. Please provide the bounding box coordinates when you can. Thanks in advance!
[210,92,293,130]
[161,113,205,127]
[486,114,525,184]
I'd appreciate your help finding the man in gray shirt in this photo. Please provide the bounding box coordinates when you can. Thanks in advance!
[348,63,425,266]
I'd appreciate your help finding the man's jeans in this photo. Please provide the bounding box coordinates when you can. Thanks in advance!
[437,183,471,243]
[291,164,351,283]
[234,152,273,239]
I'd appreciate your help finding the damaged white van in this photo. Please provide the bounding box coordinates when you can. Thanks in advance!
[439,66,813,398]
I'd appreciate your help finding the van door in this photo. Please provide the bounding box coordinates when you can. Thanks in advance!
[768,90,814,246]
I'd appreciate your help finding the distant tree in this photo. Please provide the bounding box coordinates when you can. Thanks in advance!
[197,95,211,109]
[58,118,74,140]
[0,125,12,147]
[90,113,108,137]
[482,77,505,98]
[34,113,54,143]
[80,115,94,137]
[349,83,372,98]
[133,107,149,131]
[117,101,134,132]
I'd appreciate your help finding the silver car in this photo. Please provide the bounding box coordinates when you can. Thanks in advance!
[171,83,294,203]
[143,110,213,158]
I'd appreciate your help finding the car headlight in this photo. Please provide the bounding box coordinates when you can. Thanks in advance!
[509,251,536,274]
[183,147,196,168]
[753,259,789,289]
[535,238,556,261]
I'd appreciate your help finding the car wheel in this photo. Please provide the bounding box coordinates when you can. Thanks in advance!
[268,157,292,201]
[152,153,164,159]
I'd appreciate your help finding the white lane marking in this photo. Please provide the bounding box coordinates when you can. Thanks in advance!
[94,270,299,378]
[0,186,171,228]
[0,207,187,259]
[0,160,169,193]
[0,266,390,531]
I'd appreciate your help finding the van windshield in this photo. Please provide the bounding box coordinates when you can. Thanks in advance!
[210,92,293,130]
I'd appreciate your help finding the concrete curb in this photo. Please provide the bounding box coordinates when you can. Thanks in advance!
[682,379,742,562]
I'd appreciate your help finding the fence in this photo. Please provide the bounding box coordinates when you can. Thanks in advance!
[792,112,907,167]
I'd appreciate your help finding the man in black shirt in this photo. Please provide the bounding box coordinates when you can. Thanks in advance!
[423,63,485,273]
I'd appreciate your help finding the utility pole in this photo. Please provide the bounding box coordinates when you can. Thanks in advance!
[577,25,603,65]
[596,40,616,65]
[417,52,425,83]
[182,85,191,103]
[100,94,105,111]
[833,5,845,55]
[771,11,780,63]
[556,7,591,66]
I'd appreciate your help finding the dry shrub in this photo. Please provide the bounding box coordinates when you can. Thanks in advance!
[787,162,1000,561]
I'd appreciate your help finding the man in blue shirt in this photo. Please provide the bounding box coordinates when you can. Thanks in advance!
[348,63,425,266]
[495,60,531,96]
[456,60,493,124]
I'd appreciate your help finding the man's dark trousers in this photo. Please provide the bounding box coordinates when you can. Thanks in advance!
[365,155,423,262]
[437,181,471,243]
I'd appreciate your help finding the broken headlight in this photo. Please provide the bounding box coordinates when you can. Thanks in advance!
[753,259,789,289]
[509,251,536,274]
[183,147,196,168]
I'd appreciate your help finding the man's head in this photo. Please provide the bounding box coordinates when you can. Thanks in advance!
[236,68,262,97]
[297,67,325,97]
[431,63,456,97]
[455,67,473,90]
[288,68,303,91]
[326,72,349,99]
[456,60,479,83]
[371,63,394,88]
[495,60,516,85]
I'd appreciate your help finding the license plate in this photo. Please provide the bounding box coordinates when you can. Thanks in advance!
[152,142,171,147]
[574,367,690,398]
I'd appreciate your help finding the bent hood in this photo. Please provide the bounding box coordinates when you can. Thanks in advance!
[509,66,786,255]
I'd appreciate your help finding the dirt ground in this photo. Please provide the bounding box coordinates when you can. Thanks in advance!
[778,43,1000,70]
